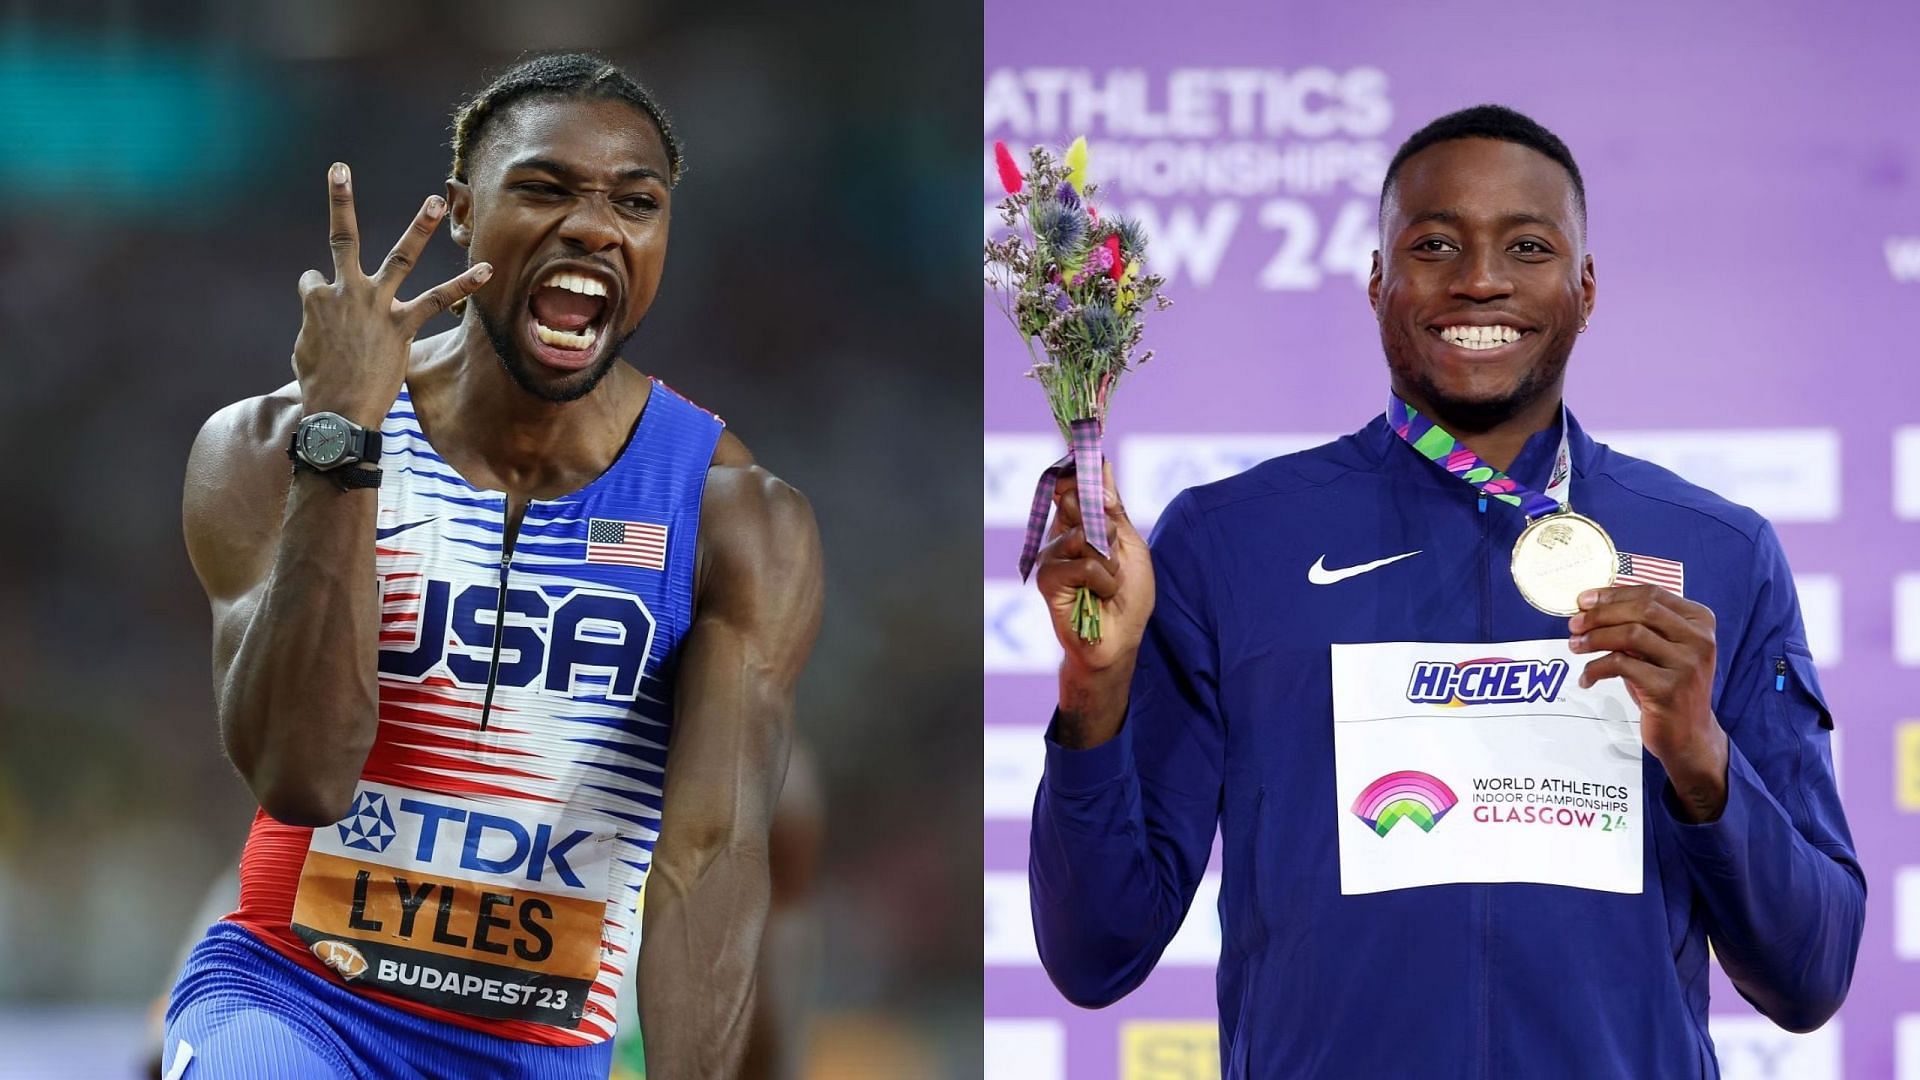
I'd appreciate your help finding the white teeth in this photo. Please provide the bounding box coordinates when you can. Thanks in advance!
[540,271,608,297]
[535,321,598,350]
[532,272,609,351]
[1439,325,1521,350]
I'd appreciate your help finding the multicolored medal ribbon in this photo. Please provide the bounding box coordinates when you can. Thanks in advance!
[1389,392,1570,516]
[1387,393,1615,615]
[1018,419,1108,638]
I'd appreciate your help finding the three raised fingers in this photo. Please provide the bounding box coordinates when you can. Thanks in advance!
[316,162,494,329]
[327,163,360,279]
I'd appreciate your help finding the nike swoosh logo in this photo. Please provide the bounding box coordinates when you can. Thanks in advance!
[1308,550,1422,585]
[162,1040,194,1080]
[375,517,438,540]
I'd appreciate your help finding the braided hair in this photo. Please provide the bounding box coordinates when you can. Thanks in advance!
[449,51,683,186]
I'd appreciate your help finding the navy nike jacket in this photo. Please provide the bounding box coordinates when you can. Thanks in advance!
[1028,409,1865,1079]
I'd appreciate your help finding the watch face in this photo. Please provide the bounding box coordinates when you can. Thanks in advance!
[303,414,352,467]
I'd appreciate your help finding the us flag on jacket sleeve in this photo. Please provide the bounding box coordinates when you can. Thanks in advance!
[587,518,668,570]
[1616,551,1684,595]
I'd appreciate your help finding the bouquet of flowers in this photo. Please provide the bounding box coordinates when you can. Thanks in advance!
[986,137,1170,643]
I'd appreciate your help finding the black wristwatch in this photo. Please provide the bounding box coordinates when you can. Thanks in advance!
[287,412,382,490]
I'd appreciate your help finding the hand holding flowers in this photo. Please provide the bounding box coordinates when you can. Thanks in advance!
[987,138,1170,643]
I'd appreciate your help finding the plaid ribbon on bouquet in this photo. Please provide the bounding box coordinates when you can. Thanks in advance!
[1018,418,1109,581]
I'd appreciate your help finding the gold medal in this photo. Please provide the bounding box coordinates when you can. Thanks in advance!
[1510,511,1617,616]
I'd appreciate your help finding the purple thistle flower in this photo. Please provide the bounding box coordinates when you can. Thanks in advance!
[1029,198,1086,253]
[1055,181,1081,211]
[1080,304,1122,350]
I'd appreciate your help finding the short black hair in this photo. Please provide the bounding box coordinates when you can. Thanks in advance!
[449,51,683,186]
[1379,104,1584,234]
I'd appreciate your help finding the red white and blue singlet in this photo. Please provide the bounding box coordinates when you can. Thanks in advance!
[220,379,723,1047]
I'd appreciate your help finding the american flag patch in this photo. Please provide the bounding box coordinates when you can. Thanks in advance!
[1616,551,1684,595]
[586,518,668,570]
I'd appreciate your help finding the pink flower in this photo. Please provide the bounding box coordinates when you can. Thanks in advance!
[994,141,1023,194]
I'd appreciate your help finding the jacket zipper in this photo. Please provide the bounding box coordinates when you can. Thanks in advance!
[1476,487,1492,1076]
[478,502,520,733]
[1477,491,1492,641]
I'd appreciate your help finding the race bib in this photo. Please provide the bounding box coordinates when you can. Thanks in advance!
[291,781,613,1026]
[1331,639,1644,896]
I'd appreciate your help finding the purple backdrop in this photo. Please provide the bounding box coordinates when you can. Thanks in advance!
[983,4,1920,1078]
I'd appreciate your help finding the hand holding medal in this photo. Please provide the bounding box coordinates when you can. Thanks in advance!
[987,138,1171,643]
[1389,394,1730,819]
[1571,585,1730,822]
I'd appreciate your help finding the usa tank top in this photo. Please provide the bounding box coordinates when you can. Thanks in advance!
[224,377,724,1046]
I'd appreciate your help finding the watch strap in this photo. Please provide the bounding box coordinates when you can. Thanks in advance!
[330,465,383,490]
[289,455,382,491]
[350,422,383,466]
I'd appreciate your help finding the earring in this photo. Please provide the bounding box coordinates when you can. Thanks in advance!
[1578,320,1588,334]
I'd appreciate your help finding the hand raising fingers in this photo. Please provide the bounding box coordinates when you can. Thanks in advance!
[291,162,491,426]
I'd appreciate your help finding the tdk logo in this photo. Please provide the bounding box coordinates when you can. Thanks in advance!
[379,580,655,702]
[1407,658,1570,706]
[339,791,398,854]
[396,796,593,889]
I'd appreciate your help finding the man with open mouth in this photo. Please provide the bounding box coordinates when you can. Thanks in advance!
[1027,105,1862,1077]
[163,52,822,1079]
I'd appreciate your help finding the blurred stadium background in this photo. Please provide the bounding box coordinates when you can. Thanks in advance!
[0,2,980,1077]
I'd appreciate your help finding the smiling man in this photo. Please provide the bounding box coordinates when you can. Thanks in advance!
[1030,105,1863,1077]
[162,53,822,1079]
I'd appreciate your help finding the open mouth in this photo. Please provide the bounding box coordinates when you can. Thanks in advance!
[1429,324,1532,355]
[524,269,615,372]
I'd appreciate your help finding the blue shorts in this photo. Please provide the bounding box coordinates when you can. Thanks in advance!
[162,921,615,1080]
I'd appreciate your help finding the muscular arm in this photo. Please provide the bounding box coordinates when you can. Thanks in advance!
[183,386,382,826]
[183,166,478,827]
[742,741,826,1080]
[639,451,824,1079]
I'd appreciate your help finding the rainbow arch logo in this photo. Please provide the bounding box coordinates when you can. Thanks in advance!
[1351,770,1459,837]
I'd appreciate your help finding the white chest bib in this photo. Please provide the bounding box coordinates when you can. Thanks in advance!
[1331,639,1644,896]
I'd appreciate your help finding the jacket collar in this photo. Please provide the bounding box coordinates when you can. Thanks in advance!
[1364,400,1595,499]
